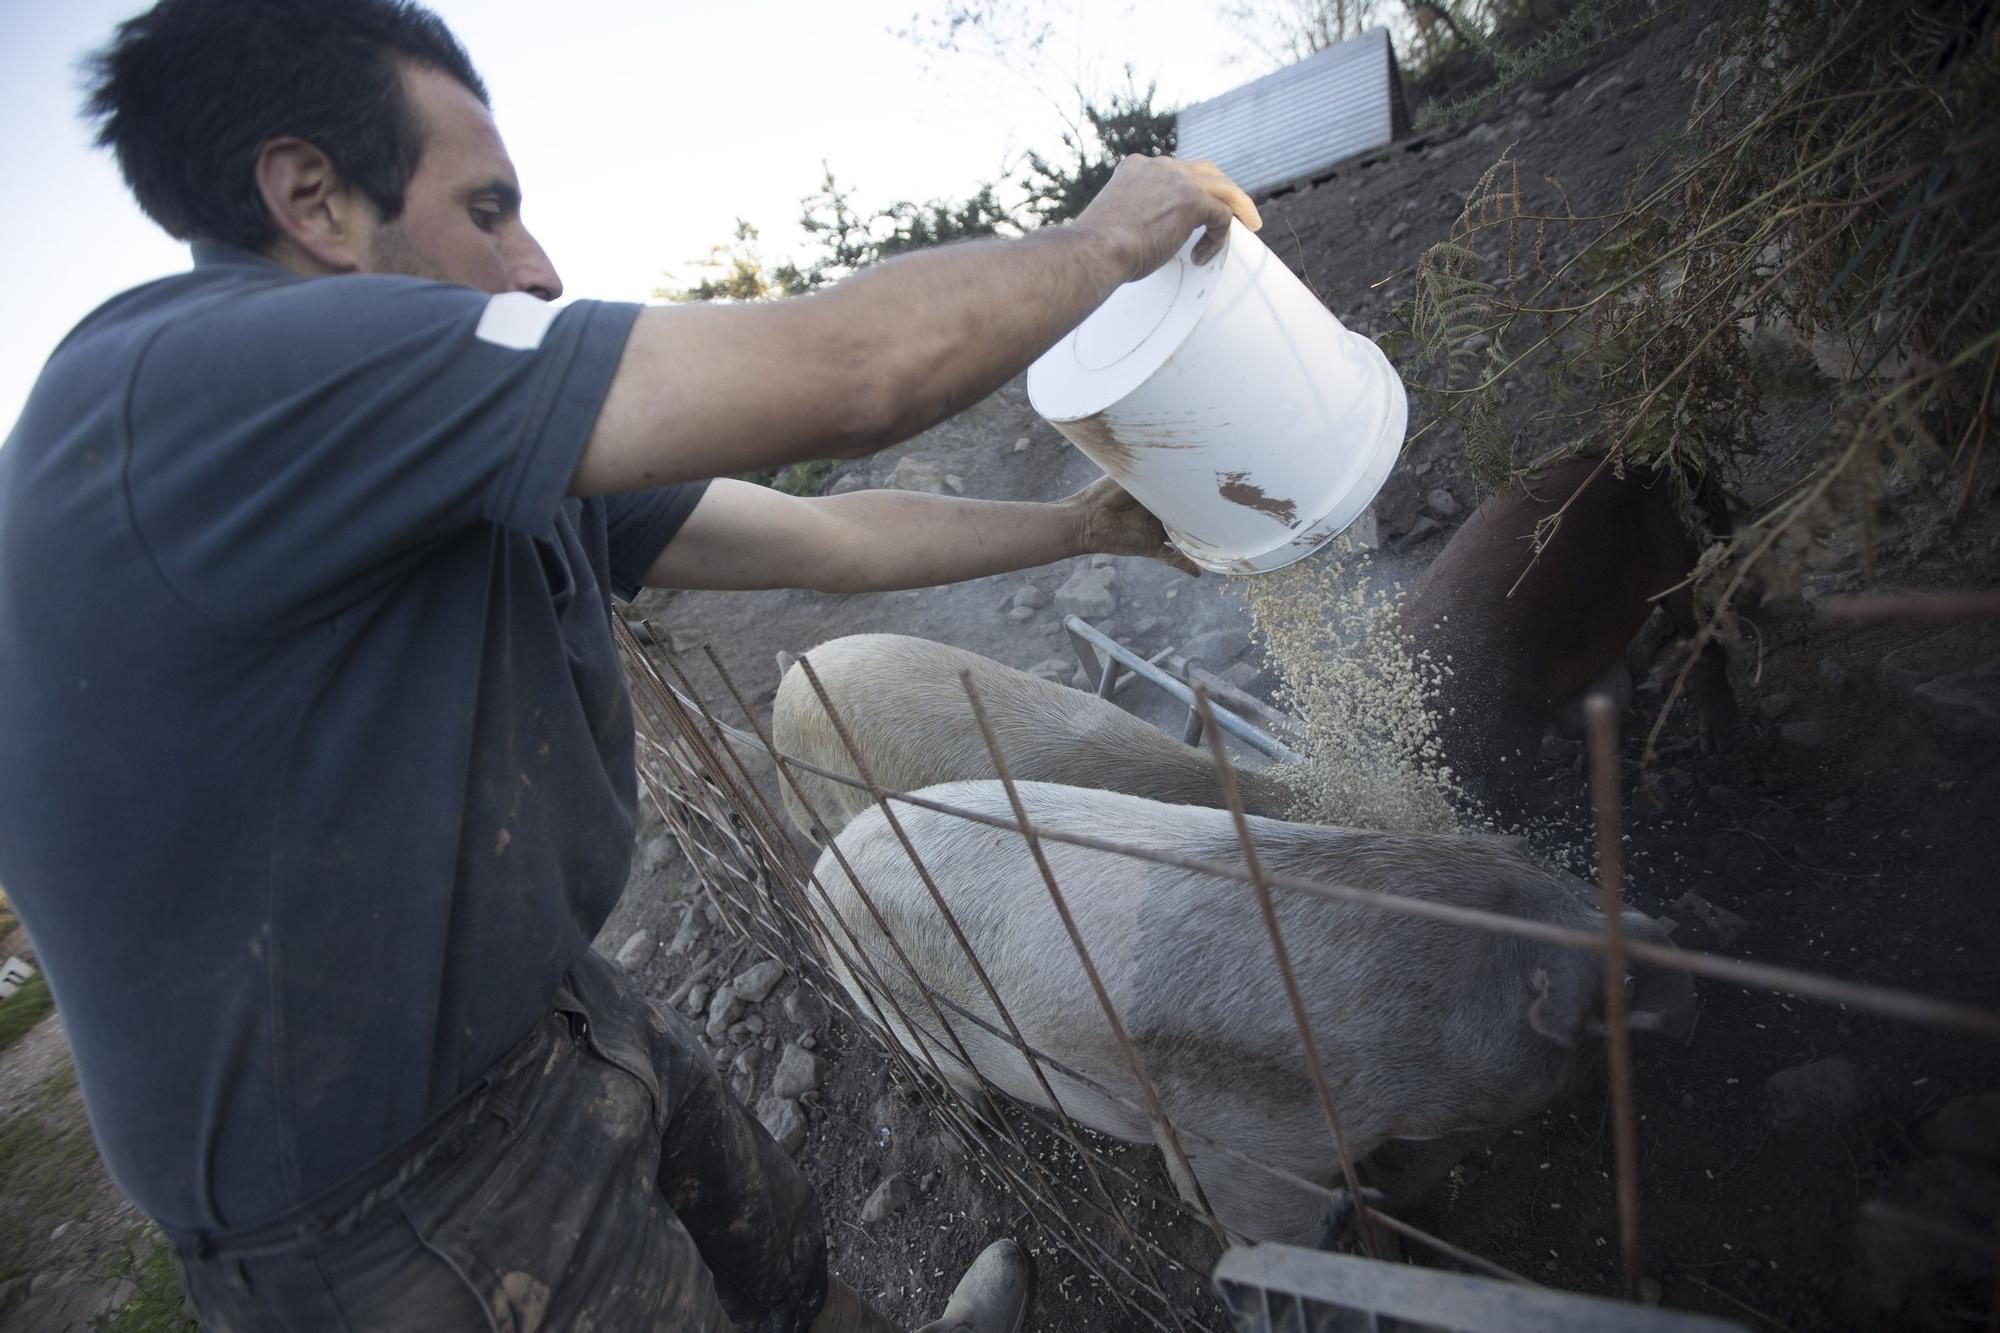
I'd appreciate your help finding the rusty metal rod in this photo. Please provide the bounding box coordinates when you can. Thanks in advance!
[632,635,2000,1322]
[617,625,764,938]
[694,649,1221,1319]
[1585,694,1645,1303]
[956,671,1234,1250]
[673,645,1143,1303]
[630,643,1194,1319]
[829,920,1544,1287]
[831,918,1526,1256]
[762,775,2000,1040]
[637,640,1542,1297]
[1193,685,1380,1259]
[661,648,823,946]
[791,655,1196,1315]
[632,660,876,1020]
[671,648,800,862]
[828,923,1401,1241]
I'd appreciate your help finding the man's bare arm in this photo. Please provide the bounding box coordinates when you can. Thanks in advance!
[644,476,1195,593]
[571,157,1259,497]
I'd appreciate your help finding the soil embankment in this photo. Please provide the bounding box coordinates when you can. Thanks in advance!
[609,6,2000,1328]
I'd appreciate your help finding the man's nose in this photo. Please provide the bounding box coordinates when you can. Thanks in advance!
[512,229,563,302]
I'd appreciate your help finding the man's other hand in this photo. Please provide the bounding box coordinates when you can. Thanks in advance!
[1073,155,1262,280]
[1064,475,1201,577]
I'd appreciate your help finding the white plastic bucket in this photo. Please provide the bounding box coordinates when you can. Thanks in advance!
[1027,219,1407,575]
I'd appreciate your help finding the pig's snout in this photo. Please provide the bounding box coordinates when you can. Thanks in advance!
[1529,914,1699,1049]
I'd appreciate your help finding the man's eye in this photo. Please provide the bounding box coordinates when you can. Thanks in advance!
[471,208,502,232]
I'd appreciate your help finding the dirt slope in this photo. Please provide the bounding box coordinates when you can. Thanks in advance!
[611,4,2000,1329]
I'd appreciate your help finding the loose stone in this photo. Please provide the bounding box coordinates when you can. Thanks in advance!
[733,958,787,1004]
[771,1043,830,1100]
[758,1098,809,1154]
[614,930,655,971]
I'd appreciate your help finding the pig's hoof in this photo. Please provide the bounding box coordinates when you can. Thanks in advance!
[1315,1185,1388,1251]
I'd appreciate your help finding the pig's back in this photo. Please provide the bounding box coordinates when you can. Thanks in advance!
[821,782,1591,1140]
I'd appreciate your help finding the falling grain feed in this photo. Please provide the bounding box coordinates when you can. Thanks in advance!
[1244,540,1466,834]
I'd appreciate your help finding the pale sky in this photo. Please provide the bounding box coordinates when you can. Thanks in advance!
[0,0,1271,429]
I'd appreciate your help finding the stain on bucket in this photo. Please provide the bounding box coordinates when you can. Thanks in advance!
[1215,470,1299,526]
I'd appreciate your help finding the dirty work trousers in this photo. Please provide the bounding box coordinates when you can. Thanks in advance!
[170,948,828,1332]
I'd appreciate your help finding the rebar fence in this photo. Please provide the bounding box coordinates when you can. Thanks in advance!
[614,620,2000,1332]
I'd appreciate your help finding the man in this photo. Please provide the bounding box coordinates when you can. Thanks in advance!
[0,1,1258,1328]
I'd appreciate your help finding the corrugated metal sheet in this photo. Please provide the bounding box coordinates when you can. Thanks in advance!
[1177,28,1410,197]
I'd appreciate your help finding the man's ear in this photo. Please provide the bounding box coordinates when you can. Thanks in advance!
[254,137,368,274]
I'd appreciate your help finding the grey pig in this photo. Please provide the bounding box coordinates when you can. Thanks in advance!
[813,780,1694,1246]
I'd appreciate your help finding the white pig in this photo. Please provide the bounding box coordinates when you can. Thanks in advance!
[773,634,1291,841]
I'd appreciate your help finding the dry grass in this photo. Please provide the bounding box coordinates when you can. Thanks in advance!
[1387,0,1996,756]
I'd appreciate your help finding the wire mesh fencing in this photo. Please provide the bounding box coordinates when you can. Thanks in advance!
[614,621,2000,1332]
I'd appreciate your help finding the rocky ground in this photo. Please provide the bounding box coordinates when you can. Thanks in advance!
[2,3,1995,1330]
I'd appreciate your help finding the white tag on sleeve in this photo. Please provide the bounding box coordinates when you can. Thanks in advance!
[474,291,560,351]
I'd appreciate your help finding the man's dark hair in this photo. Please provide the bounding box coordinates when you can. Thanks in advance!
[83,0,489,252]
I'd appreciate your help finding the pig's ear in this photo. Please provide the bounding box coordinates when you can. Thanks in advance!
[1527,966,1585,1048]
